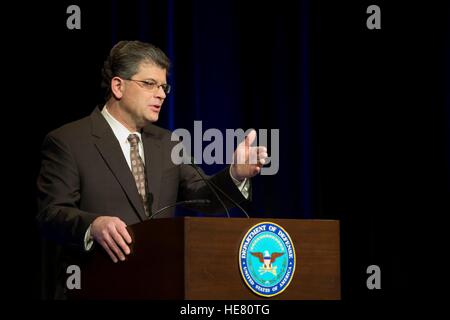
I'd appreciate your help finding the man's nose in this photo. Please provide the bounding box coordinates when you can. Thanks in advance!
[155,86,166,99]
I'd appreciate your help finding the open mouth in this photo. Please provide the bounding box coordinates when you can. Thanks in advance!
[148,105,161,112]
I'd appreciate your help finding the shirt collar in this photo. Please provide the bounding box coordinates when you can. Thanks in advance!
[101,105,142,144]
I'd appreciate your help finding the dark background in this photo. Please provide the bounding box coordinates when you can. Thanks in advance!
[5,0,449,305]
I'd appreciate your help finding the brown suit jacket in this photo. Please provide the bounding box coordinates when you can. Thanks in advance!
[36,107,248,298]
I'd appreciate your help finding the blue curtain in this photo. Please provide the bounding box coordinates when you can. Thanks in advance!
[110,0,317,219]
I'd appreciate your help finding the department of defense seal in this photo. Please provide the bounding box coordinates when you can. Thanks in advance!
[239,222,296,297]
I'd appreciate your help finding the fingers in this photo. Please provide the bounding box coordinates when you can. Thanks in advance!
[247,146,268,166]
[256,146,268,165]
[256,146,268,154]
[99,240,119,263]
[117,223,132,245]
[235,148,268,168]
[91,216,132,263]
[105,231,126,262]
[110,226,131,256]
[98,231,126,263]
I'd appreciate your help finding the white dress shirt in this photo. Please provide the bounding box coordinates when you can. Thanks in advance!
[101,106,146,168]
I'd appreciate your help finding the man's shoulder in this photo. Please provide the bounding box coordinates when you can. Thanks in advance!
[143,123,174,141]
[44,108,103,148]
[47,115,91,139]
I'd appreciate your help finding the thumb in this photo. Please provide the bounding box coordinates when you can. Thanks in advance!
[245,129,257,148]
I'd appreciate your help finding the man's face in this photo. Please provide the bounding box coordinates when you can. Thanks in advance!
[119,62,167,127]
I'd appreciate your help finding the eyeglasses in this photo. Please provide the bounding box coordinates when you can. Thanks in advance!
[124,78,171,94]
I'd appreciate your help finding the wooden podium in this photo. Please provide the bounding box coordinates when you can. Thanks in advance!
[72,217,340,299]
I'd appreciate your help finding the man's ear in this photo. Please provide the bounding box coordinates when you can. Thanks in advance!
[111,77,124,99]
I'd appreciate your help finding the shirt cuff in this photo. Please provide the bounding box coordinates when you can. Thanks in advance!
[229,166,250,199]
[84,224,94,251]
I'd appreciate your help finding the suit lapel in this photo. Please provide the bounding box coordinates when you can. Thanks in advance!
[142,127,163,214]
[90,108,148,222]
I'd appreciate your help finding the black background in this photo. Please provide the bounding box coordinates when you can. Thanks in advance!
[4,0,449,312]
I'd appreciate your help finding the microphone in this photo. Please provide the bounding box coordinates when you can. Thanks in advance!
[188,158,230,218]
[149,199,212,219]
[188,157,250,218]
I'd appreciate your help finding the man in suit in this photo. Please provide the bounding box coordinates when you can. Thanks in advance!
[36,40,267,299]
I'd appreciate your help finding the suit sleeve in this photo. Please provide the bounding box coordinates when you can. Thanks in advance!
[178,164,251,213]
[36,133,98,251]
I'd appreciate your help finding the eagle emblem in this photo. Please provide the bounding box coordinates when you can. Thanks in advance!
[239,222,296,297]
[250,250,285,276]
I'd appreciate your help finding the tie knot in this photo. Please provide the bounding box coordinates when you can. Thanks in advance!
[127,134,140,147]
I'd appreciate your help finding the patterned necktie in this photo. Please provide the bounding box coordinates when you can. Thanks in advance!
[127,134,150,216]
